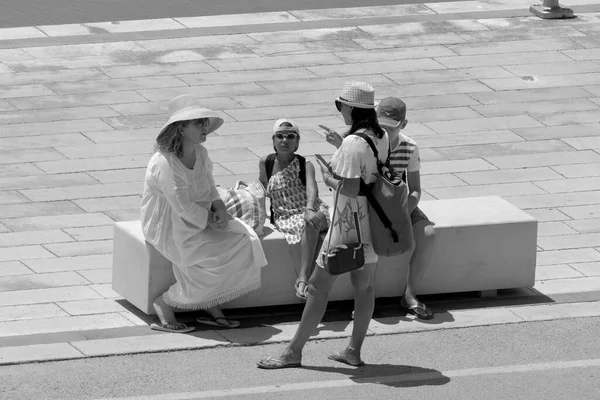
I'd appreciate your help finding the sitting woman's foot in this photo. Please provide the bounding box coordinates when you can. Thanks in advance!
[151,296,194,333]
[150,322,194,333]
[328,347,365,367]
[257,349,302,369]
[295,279,309,300]
[197,307,240,329]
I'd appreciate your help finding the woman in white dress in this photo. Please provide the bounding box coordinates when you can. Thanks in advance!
[258,81,389,368]
[141,95,268,333]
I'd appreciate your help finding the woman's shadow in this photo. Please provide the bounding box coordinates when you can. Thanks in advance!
[302,363,450,388]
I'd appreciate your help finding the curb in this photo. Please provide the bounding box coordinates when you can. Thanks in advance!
[2,300,599,366]
[1,2,600,49]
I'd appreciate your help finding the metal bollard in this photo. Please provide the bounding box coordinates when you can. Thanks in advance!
[530,0,575,19]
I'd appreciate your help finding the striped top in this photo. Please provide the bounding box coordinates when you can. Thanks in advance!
[388,132,420,175]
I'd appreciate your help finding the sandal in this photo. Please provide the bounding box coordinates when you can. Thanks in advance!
[295,280,309,300]
[400,299,434,320]
[196,316,240,328]
[257,355,302,369]
[150,322,195,334]
[328,347,365,367]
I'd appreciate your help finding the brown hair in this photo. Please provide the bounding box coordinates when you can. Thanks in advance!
[347,107,385,139]
[155,121,188,158]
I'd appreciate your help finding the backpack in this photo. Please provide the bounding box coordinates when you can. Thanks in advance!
[265,153,306,225]
[353,132,414,257]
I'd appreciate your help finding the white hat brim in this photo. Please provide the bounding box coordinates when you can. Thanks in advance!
[336,97,377,109]
[378,116,402,128]
[159,108,224,136]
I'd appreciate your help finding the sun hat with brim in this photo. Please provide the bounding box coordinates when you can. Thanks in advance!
[159,94,224,136]
[377,97,407,128]
[335,81,377,109]
[272,118,300,135]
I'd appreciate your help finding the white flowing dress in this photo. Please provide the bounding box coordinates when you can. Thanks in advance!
[141,146,267,310]
[317,130,389,268]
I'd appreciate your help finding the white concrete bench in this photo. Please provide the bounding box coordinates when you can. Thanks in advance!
[112,196,537,315]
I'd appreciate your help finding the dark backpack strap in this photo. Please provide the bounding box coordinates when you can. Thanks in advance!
[265,153,276,182]
[352,131,385,175]
[265,153,276,225]
[363,183,398,243]
[352,133,398,243]
[296,154,307,187]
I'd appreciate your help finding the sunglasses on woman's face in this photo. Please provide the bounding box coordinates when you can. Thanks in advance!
[335,100,342,112]
[273,132,298,141]
[190,118,209,127]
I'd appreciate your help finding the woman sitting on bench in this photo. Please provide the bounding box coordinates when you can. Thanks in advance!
[141,94,267,333]
[258,119,330,300]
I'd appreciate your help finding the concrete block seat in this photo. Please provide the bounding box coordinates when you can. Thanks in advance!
[112,196,538,315]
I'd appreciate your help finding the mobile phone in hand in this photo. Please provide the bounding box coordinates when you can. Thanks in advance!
[315,154,332,172]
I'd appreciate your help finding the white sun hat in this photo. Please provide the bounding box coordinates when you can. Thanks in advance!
[159,94,224,136]
[335,81,377,109]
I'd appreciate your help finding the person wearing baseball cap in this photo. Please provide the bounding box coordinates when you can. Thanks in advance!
[377,97,436,320]
[257,118,330,302]
[258,81,389,370]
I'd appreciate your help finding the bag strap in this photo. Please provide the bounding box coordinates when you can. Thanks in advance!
[296,154,307,187]
[352,131,387,175]
[326,184,362,254]
[265,154,276,224]
[351,132,399,243]
[265,153,276,182]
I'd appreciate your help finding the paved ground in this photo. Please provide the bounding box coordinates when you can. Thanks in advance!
[1,318,599,399]
[2,0,600,365]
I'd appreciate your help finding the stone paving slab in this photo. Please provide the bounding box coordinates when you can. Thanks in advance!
[2,1,600,364]
[2,299,600,365]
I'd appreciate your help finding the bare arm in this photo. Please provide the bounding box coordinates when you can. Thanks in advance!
[320,167,361,198]
[406,170,422,213]
[258,157,268,191]
[304,161,318,208]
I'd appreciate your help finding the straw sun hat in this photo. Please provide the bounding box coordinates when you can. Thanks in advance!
[159,94,224,136]
[335,81,377,109]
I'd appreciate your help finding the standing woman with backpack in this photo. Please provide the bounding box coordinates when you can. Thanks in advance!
[257,82,388,369]
[258,119,330,300]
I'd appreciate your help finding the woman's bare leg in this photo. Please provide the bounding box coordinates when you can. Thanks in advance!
[278,266,337,362]
[296,214,328,297]
[152,295,186,329]
[329,262,377,366]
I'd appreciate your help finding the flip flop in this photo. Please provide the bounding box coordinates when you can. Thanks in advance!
[196,316,240,329]
[400,301,434,320]
[150,322,195,334]
[295,280,309,300]
[257,356,302,369]
[327,350,365,367]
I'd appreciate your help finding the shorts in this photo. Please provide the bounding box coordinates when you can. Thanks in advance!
[411,207,433,226]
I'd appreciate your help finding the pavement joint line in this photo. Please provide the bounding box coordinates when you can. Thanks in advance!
[1,302,599,367]
[1,3,600,49]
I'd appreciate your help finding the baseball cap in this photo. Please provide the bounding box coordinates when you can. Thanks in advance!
[377,97,407,128]
[273,118,300,134]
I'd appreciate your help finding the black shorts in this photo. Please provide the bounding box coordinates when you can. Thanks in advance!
[411,207,432,226]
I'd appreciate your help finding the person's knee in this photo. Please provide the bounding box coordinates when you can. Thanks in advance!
[424,224,435,240]
[352,275,375,294]
[307,281,330,298]
[414,222,436,247]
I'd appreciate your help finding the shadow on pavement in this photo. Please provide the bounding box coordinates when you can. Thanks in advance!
[374,310,456,325]
[302,363,450,388]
